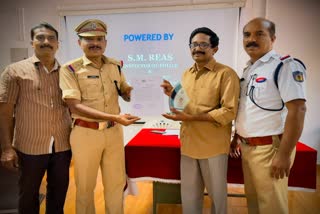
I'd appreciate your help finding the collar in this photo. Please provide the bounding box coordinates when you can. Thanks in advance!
[246,50,278,66]
[82,55,107,66]
[31,55,41,64]
[190,58,216,73]
[50,60,59,71]
[31,55,60,73]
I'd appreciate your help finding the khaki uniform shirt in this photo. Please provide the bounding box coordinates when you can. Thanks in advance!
[0,55,71,155]
[59,55,130,121]
[180,58,240,159]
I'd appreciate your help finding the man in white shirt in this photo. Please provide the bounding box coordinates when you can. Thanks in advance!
[230,17,307,214]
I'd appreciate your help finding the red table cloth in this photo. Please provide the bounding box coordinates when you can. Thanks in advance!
[125,128,317,190]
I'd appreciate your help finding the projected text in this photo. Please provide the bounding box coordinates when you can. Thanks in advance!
[123,33,174,42]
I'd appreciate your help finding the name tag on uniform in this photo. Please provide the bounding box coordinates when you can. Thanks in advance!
[87,75,99,79]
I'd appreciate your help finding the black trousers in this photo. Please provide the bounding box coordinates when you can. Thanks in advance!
[17,149,72,214]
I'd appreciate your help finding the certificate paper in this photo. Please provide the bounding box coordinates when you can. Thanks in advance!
[131,76,164,116]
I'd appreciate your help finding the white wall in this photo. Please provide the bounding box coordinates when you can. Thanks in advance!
[0,0,246,70]
[266,0,320,162]
[0,0,62,70]
[1,0,319,162]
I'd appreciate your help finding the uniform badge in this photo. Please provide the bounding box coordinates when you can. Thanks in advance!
[292,71,304,82]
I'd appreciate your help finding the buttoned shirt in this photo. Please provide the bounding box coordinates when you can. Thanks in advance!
[235,50,307,138]
[0,55,72,155]
[179,58,240,159]
[59,55,130,121]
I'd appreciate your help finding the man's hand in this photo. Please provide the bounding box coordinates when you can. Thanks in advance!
[229,134,241,158]
[160,80,173,97]
[0,147,19,171]
[162,108,191,121]
[115,114,140,126]
[271,152,292,179]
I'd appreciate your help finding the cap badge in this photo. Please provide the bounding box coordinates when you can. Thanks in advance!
[90,23,97,30]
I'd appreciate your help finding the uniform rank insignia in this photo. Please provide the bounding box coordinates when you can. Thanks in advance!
[292,71,304,82]
[67,65,75,73]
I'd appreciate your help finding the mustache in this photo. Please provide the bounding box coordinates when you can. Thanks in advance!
[246,42,259,48]
[40,44,53,49]
[192,51,205,55]
[89,45,102,50]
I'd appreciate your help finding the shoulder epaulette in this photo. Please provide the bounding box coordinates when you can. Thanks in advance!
[67,64,75,73]
[280,55,290,61]
[274,55,306,88]
[107,57,122,67]
[106,57,123,75]
[64,58,83,73]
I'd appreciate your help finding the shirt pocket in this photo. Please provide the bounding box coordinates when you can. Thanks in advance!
[77,73,101,100]
[194,86,219,109]
[252,80,267,99]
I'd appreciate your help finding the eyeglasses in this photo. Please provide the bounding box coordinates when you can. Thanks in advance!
[189,42,211,49]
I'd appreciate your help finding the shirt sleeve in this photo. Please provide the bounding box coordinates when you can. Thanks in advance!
[0,66,19,104]
[119,71,130,93]
[278,59,307,103]
[59,66,81,101]
[208,69,240,126]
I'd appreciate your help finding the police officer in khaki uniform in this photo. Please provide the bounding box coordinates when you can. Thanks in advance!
[59,19,140,214]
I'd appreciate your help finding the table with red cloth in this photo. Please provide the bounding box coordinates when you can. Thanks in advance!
[125,128,317,212]
[125,128,317,189]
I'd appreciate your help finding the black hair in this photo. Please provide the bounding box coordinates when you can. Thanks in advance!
[189,27,219,48]
[30,22,58,40]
